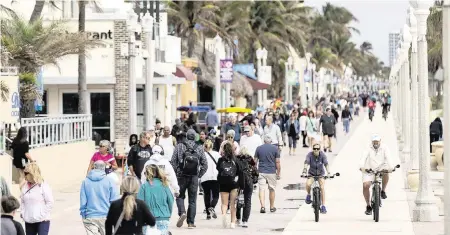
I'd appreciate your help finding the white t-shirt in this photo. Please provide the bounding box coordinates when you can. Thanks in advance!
[240,134,263,157]
[201,150,220,183]
[158,136,175,160]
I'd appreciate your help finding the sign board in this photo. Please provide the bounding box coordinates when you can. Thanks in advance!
[287,70,298,85]
[220,59,233,83]
[304,69,311,82]
[0,75,20,123]
[35,67,44,111]
[233,64,256,80]
[259,66,272,85]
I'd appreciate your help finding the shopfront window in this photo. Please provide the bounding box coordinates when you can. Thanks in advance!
[91,93,111,145]
[62,93,79,114]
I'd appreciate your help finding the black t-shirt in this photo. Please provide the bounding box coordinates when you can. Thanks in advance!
[288,123,296,137]
[127,144,152,180]
[11,141,29,169]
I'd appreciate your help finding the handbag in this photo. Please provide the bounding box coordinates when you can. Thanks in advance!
[308,118,317,132]
[112,211,125,235]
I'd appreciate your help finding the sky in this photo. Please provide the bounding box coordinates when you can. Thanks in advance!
[305,0,433,66]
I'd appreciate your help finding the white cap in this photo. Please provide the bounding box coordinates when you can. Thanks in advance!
[371,134,381,141]
[152,145,163,154]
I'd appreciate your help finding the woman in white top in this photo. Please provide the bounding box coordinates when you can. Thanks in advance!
[201,139,220,220]
[305,111,320,148]
[219,130,240,156]
[20,162,54,235]
[299,111,308,147]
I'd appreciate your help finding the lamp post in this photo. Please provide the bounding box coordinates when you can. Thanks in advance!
[408,7,420,176]
[287,56,293,102]
[410,0,439,222]
[142,12,154,130]
[402,24,412,166]
[262,48,268,102]
[126,10,138,135]
[311,63,316,103]
[284,57,293,102]
[305,53,312,107]
[256,48,264,106]
[442,0,450,232]
[214,35,222,110]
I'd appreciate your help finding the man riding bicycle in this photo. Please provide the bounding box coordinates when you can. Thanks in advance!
[359,134,394,215]
[302,143,332,214]
[381,99,389,118]
[368,99,376,119]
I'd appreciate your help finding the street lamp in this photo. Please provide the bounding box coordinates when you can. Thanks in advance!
[126,10,139,135]
[284,57,293,102]
[214,34,222,110]
[311,63,316,102]
[256,48,264,106]
[141,12,154,131]
[410,0,439,222]
[261,48,269,102]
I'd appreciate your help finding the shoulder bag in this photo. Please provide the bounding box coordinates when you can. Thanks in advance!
[112,210,125,235]
[206,152,217,165]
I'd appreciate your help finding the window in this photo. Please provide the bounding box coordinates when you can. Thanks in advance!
[62,93,79,114]
[91,93,111,144]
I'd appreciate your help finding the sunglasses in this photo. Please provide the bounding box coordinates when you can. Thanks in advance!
[313,148,320,151]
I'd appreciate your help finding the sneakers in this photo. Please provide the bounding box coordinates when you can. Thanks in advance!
[365,205,372,215]
[260,207,266,213]
[241,221,248,228]
[270,207,277,213]
[188,224,196,229]
[320,205,327,214]
[230,223,236,229]
[305,195,312,204]
[208,207,217,219]
[176,213,187,228]
[206,215,211,220]
[222,216,228,228]
[381,191,387,199]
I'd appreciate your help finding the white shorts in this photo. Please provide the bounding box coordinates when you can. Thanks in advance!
[362,173,376,183]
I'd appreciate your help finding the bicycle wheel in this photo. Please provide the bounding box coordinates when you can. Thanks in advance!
[373,185,380,222]
[313,188,320,222]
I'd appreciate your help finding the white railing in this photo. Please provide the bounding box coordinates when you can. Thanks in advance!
[21,114,92,149]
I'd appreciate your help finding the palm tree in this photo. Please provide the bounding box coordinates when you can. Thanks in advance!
[360,41,373,56]
[1,14,101,117]
[30,0,59,23]
[0,81,9,102]
[78,0,88,114]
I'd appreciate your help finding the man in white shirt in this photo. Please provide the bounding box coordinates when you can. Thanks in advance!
[240,125,263,157]
[263,116,283,150]
[359,134,395,216]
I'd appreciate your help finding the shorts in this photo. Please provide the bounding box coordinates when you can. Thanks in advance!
[219,182,238,192]
[323,133,334,138]
[306,177,325,187]
[362,172,385,183]
[258,173,277,191]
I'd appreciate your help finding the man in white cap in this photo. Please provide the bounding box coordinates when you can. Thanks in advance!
[240,125,262,157]
[359,134,395,216]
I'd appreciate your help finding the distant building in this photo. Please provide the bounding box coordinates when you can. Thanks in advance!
[389,31,401,66]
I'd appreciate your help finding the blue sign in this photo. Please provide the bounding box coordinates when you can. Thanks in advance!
[304,69,311,82]
[11,92,20,109]
[35,67,44,111]
[233,64,256,80]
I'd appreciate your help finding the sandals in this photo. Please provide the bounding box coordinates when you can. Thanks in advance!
[270,207,277,213]
[260,207,266,213]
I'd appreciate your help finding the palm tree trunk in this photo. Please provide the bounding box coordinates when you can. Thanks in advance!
[187,29,196,58]
[29,0,45,23]
[78,1,88,114]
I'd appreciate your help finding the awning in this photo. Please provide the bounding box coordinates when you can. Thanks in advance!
[173,65,195,81]
[246,77,269,90]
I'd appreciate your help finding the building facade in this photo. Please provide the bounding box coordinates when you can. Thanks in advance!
[389,31,401,66]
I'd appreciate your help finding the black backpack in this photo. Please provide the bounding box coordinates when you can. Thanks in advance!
[220,159,237,177]
[181,143,199,176]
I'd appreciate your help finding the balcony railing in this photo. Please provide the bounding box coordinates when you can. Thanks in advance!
[21,114,92,149]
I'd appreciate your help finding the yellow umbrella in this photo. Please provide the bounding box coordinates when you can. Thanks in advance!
[217,107,252,113]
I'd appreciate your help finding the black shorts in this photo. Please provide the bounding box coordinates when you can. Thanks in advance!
[323,133,334,138]
[219,182,238,192]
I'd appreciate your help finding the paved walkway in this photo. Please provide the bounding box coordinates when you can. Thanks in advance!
[282,112,415,235]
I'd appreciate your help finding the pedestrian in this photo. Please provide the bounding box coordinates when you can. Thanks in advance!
[1,175,11,197]
[235,147,257,228]
[341,105,352,135]
[1,195,25,235]
[299,111,308,148]
[217,142,241,229]
[80,161,120,235]
[430,117,443,152]
[140,145,179,196]
[200,139,220,220]
[254,135,280,214]
[170,129,208,229]
[263,116,283,150]
[127,131,153,181]
[319,108,337,152]
[86,140,118,176]
[20,163,54,235]
[219,130,240,156]
[223,114,241,143]
[138,165,174,235]
[306,111,319,149]
[205,105,219,132]
[240,126,262,158]
[105,176,156,235]
[286,113,300,155]
[158,126,177,160]
[11,127,35,185]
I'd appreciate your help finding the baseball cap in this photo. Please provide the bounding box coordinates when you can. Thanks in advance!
[244,126,251,132]
[152,145,163,154]
[371,134,381,141]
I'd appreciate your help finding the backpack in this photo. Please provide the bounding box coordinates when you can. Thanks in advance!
[368,101,374,108]
[219,159,237,177]
[181,143,199,176]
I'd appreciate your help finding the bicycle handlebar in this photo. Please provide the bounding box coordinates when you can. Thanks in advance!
[365,164,400,174]
[301,172,340,179]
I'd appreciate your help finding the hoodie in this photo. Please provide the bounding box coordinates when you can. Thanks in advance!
[137,178,174,221]
[140,153,180,194]
[80,169,120,219]
[170,129,208,178]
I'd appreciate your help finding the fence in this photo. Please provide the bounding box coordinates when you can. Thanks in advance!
[21,114,92,149]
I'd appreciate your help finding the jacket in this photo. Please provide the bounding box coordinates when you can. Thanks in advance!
[1,215,25,235]
[80,169,120,219]
[205,110,219,127]
[285,119,300,135]
[430,118,443,137]
[137,179,174,221]
[170,140,208,178]
[359,144,394,171]
[20,182,54,223]
[201,150,220,183]
[140,153,180,194]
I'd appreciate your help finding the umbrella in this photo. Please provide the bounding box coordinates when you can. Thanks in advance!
[176,106,211,112]
[217,107,252,113]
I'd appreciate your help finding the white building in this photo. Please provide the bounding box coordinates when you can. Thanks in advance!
[389,31,401,67]
[5,1,191,148]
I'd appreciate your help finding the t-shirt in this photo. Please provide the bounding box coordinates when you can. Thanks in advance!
[319,115,336,135]
[91,152,116,174]
[305,151,328,176]
[255,144,280,174]
[127,145,152,180]
[240,134,262,157]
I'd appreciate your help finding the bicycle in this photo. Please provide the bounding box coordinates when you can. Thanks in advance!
[301,173,340,222]
[365,164,400,222]
[382,109,387,121]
